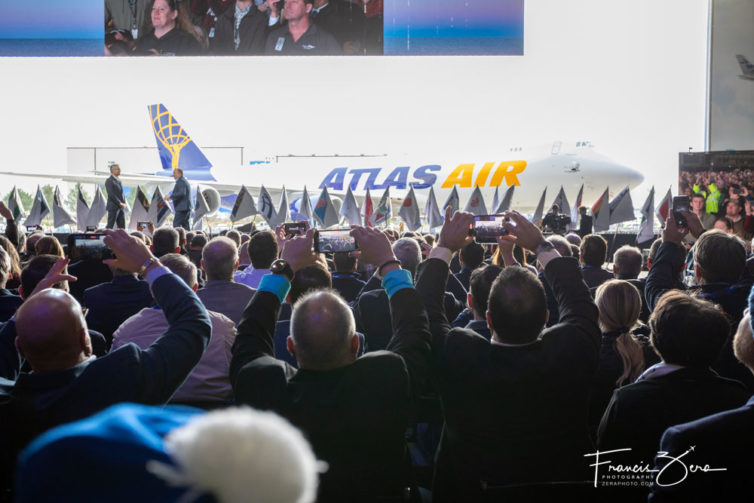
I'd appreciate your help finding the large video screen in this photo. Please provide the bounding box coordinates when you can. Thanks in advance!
[0,0,524,57]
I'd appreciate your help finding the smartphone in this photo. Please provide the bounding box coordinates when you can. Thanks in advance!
[315,229,358,253]
[67,233,114,262]
[26,225,40,232]
[283,221,308,239]
[672,196,689,227]
[471,215,508,243]
[85,226,97,232]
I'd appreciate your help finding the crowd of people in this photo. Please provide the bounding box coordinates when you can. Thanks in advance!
[105,0,383,56]
[1,192,754,502]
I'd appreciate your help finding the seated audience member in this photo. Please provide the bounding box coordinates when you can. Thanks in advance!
[0,234,22,290]
[225,229,242,248]
[234,230,277,289]
[211,0,269,55]
[238,240,251,270]
[330,251,365,303]
[415,209,600,501]
[67,252,114,306]
[34,236,64,258]
[589,280,646,437]
[690,192,716,229]
[459,264,501,340]
[175,227,187,253]
[723,198,750,240]
[455,241,484,291]
[187,232,207,276]
[151,227,181,258]
[310,0,366,54]
[21,232,44,262]
[83,263,154,348]
[579,234,614,288]
[609,244,650,323]
[649,307,754,501]
[0,247,22,323]
[713,216,734,234]
[646,213,753,390]
[354,237,463,351]
[264,0,341,55]
[565,232,582,246]
[133,0,204,55]
[113,253,235,405]
[0,231,211,490]
[16,404,321,503]
[197,237,256,326]
[131,230,151,246]
[230,226,431,501]
[597,290,749,471]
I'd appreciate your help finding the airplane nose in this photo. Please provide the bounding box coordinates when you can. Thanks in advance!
[614,162,644,188]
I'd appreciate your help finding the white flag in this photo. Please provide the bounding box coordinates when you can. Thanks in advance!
[86,185,108,229]
[608,186,635,225]
[52,186,76,228]
[273,186,290,226]
[530,187,547,224]
[230,185,257,222]
[76,187,89,231]
[442,185,460,215]
[491,186,500,214]
[128,186,150,231]
[297,186,314,224]
[495,185,515,213]
[637,187,656,244]
[424,186,443,229]
[592,187,611,232]
[370,187,392,226]
[24,186,50,228]
[193,188,210,230]
[147,187,173,227]
[258,186,277,226]
[7,186,26,223]
[313,186,340,228]
[464,186,488,215]
[361,187,374,227]
[656,187,672,226]
[340,186,362,226]
[399,186,422,231]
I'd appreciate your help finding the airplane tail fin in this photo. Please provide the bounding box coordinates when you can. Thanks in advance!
[736,55,754,76]
[148,104,215,181]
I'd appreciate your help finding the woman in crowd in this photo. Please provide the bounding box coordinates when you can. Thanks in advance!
[0,236,22,290]
[34,236,64,258]
[133,0,205,56]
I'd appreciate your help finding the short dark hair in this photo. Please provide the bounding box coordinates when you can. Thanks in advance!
[190,233,208,250]
[649,290,730,368]
[488,266,547,344]
[691,193,705,202]
[248,230,278,269]
[694,229,746,284]
[21,255,66,296]
[152,227,179,257]
[333,251,356,273]
[225,230,242,248]
[460,241,485,269]
[580,234,608,267]
[290,264,332,304]
[175,226,186,247]
[469,264,502,317]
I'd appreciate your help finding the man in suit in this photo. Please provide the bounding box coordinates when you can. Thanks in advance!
[105,163,126,230]
[166,168,192,230]
[415,209,600,502]
[580,233,614,289]
[578,205,593,237]
[460,264,501,340]
[197,236,256,326]
[649,307,754,502]
[454,240,484,291]
[230,226,433,502]
[330,251,365,303]
[0,230,211,490]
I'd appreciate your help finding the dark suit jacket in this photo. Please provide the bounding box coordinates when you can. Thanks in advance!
[84,274,154,346]
[331,272,366,304]
[0,273,210,490]
[416,257,600,502]
[171,176,192,212]
[196,280,256,326]
[67,260,113,306]
[454,266,473,291]
[0,289,22,323]
[597,367,749,466]
[649,396,754,502]
[230,283,431,502]
[105,175,124,211]
[581,265,614,289]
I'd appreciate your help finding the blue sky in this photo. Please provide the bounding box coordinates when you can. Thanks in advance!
[0,0,102,38]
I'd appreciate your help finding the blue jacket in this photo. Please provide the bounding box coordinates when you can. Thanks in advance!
[171,176,192,212]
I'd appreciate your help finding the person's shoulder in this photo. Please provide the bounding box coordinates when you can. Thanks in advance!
[207,309,235,329]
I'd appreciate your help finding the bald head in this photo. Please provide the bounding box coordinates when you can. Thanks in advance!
[289,290,357,370]
[202,237,239,281]
[15,289,91,372]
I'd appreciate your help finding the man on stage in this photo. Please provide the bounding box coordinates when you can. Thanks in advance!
[105,163,126,229]
[166,168,192,230]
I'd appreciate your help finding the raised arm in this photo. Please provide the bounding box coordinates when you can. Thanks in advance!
[644,211,695,311]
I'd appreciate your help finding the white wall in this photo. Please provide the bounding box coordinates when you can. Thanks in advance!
[0,0,709,203]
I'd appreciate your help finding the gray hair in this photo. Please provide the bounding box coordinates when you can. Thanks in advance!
[392,238,421,277]
[160,253,197,288]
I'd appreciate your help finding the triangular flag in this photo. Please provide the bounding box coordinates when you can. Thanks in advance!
[258,186,277,225]
[370,187,392,226]
[361,187,374,227]
[495,185,515,213]
[399,186,422,231]
[193,187,210,230]
[608,186,635,225]
[127,186,150,231]
[464,186,488,215]
[24,186,51,228]
[340,186,362,226]
[551,186,570,218]
[491,186,500,214]
[52,186,76,228]
[530,187,547,224]
[230,185,257,222]
[297,186,314,224]
[592,187,610,232]
[147,187,173,227]
[86,185,108,229]
[76,186,89,231]
[272,186,290,227]
[313,186,340,228]
[570,184,584,231]
[424,186,443,229]
[656,187,672,226]
[7,186,25,223]
[637,187,656,244]
[442,186,460,216]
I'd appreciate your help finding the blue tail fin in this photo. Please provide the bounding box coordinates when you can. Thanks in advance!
[148,104,215,181]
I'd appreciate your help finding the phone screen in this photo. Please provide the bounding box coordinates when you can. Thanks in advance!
[68,234,113,261]
[315,229,358,253]
[472,215,508,243]
[283,222,308,239]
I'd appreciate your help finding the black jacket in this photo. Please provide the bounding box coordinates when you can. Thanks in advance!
[211,4,268,55]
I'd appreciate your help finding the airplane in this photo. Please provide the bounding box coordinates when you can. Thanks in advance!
[736,55,754,81]
[1,104,644,223]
